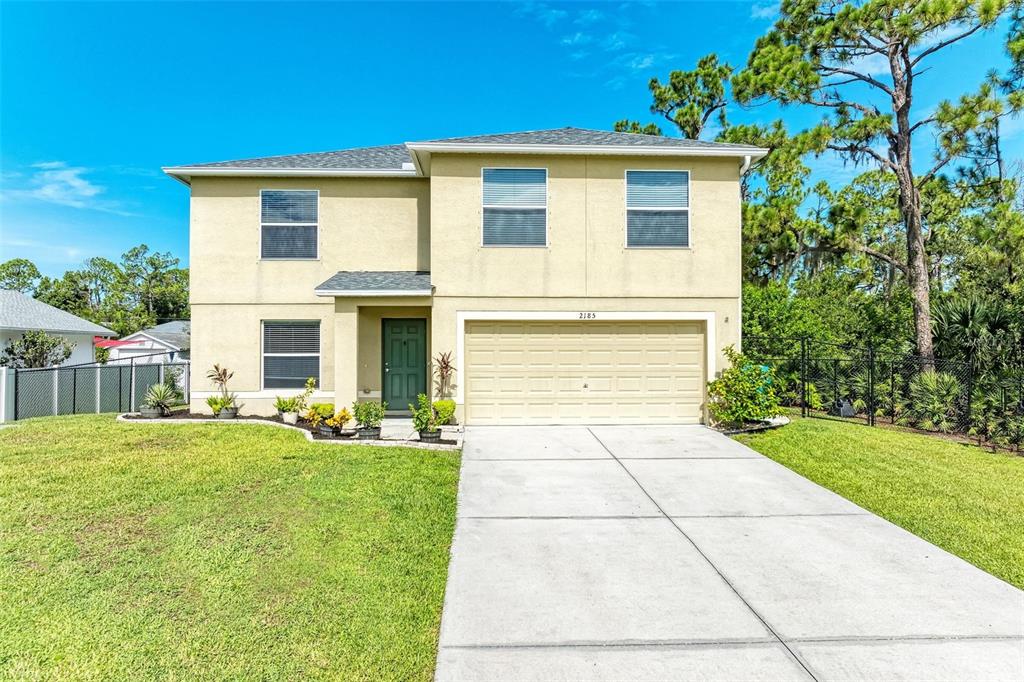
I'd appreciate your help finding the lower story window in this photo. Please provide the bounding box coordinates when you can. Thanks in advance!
[263,320,320,389]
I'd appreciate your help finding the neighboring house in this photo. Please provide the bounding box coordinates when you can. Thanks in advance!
[0,290,114,366]
[164,127,766,424]
[104,320,191,364]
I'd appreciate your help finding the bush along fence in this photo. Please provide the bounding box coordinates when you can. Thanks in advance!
[744,336,1024,452]
[0,352,190,422]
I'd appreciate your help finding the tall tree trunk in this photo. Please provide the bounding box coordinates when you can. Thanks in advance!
[891,44,935,363]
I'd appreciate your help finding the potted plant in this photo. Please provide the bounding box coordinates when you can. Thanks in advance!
[205,393,239,418]
[141,382,179,418]
[326,407,353,438]
[275,397,299,424]
[206,364,239,419]
[305,408,335,437]
[353,400,386,439]
[274,377,316,424]
[409,393,441,443]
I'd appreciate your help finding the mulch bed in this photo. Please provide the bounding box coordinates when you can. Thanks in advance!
[123,411,459,445]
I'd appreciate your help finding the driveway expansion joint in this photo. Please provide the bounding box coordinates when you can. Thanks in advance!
[586,427,823,682]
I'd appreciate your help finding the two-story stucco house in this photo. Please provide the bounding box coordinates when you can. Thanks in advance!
[164,128,766,425]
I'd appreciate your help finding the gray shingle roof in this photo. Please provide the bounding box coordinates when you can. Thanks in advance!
[420,127,756,150]
[315,271,432,294]
[182,144,412,170]
[129,320,190,350]
[166,127,762,173]
[0,290,114,336]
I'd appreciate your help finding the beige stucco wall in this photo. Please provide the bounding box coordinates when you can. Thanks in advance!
[189,176,429,305]
[428,153,742,299]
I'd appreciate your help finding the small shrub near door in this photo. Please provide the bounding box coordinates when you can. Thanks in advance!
[433,399,456,425]
[707,346,782,428]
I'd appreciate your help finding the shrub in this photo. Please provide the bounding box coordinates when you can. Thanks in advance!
[143,382,179,413]
[906,371,962,432]
[433,399,456,426]
[304,407,325,428]
[433,351,456,398]
[706,346,782,427]
[309,403,335,419]
[205,393,237,416]
[295,377,317,413]
[353,401,386,428]
[326,407,353,430]
[409,394,438,433]
[274,396,300,413]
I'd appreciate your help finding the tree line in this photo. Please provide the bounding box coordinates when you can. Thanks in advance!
[617,0,1024,371]
[0,245,189,338]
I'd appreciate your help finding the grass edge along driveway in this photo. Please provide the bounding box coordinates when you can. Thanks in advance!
[0,415,460,680]
[737,417,1024,590]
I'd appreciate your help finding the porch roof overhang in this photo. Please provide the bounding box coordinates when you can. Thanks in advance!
[314,270,432,297]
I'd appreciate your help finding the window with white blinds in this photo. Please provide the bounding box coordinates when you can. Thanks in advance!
[482,168,547,246]
[262,321,320,389]
[261,190,318,259]
[626,170,690,248]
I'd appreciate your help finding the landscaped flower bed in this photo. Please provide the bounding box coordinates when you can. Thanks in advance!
[120,411,462,448]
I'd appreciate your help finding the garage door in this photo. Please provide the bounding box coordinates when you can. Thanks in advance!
[464,320,705,425]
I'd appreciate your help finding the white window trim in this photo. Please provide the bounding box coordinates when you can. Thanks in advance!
[259,189,320,261]
[453,310,716,404]
[260,319,322,391]
[480,167,549,248]
[624,169,691,250]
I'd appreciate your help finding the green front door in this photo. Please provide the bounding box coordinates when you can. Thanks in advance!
[382,318,427,409]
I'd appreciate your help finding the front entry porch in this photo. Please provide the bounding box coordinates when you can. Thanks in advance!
[332,299,432,413]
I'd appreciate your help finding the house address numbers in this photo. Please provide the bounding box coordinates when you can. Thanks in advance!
[577,312,598,319]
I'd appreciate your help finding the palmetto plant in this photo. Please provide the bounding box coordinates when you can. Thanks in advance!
[905,371,962,433]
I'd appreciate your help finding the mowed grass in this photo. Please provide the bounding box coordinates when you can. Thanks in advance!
[736,417,1024,589]
[0,415,460,680]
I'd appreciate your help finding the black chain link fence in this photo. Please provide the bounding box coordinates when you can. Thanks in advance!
[8,355,190,421]
[745,336,1024,451]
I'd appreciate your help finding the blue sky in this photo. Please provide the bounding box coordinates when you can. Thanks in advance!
[1,1,1019,277]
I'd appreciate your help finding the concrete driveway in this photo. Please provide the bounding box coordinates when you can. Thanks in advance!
[436,425,1024,681]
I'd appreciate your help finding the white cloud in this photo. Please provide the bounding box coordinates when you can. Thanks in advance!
[628,54,655,71]
[574,9,604,25]
[602,31,634,52]
[561,31,592,46]
[750,1,779,20]
[846,52,891,77]
[2,161,132,215]
[515,2,567,29]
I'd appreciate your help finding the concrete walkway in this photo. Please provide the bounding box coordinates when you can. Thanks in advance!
[436,425,1024,681]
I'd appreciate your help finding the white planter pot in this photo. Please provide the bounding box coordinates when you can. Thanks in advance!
[282,412,298,425]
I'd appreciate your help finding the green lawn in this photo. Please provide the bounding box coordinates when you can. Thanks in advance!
[0,415,460,680]
[736,417,1024,589]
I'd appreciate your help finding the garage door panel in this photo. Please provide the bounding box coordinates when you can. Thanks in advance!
[465,320,706,425]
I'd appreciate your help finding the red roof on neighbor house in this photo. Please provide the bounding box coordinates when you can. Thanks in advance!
[93,337,145,348]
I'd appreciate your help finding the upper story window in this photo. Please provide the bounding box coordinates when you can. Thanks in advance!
[482,168,547,247]
[625,170,690,248]
[261,190,318,259]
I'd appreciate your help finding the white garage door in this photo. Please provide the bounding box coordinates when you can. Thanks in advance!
[464,320,705,425]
